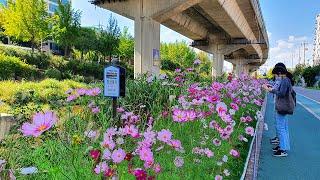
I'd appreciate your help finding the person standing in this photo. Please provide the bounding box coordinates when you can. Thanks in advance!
[263,64,295,157]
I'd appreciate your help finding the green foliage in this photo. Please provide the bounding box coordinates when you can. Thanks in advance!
[292,64,306,84]
[51,1,81,57]
[0,53,39,80]
[161,59,180,71]
[95,14,121,61]
[45,68,62,80]
[74,27,97,59]
[1,0,50,51]
[197,51,211,75]
[0,45,50,69]
[302,65,320,87]
[118,27,134,64]
[160,41,197,69]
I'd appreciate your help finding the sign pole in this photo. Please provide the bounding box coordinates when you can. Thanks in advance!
[112,97,117,119]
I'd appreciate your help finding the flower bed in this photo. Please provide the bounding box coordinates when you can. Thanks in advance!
[0,66,266,179]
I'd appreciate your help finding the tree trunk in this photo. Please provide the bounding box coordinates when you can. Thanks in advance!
[81,51,84,61]
[64,46,68,58]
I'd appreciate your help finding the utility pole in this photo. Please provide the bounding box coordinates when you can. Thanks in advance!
[302,42,308,65]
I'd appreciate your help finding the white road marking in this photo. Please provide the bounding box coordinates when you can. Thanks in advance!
[297,101,320,120]
[296,93,320,105]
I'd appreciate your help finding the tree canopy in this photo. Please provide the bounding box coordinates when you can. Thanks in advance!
[1,0,49,52]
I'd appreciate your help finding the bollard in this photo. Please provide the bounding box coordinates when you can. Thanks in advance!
[0,113,15,141]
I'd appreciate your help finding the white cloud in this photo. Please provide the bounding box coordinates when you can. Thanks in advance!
[263,35,313,70]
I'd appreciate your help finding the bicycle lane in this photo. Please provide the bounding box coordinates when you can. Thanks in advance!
[258,93,320,180]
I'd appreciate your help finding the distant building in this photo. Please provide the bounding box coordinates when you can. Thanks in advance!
[313,14,320,66]
[46,0,70,14]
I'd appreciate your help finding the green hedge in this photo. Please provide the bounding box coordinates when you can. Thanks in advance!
[302,65,320,87]
[0,53,39,80]
[0,45,50,69]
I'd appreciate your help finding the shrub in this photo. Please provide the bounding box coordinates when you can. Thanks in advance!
[45,68,62,80]
[161,59,180,71]
[0,45,50,69]
[302,66,319,87]
[0,53,39,80]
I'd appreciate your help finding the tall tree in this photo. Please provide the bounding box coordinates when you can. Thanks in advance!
[1,0,49,52]
[74,27,97,60]
[96,14,120,62]
[52,1,81,57]
[118,27,134,64]
[160,41,197,68]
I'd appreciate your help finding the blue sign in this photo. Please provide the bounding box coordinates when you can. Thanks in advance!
[104,66,120,97]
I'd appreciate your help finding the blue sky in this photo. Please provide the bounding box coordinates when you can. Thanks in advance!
[71,0,320,70]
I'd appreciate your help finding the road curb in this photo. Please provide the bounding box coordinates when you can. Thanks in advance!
[241,94,268,180]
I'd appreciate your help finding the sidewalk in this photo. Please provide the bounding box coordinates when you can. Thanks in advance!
[258,93,320,180]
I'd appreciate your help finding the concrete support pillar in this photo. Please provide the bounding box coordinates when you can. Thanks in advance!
[210,44,224,78]
[134,17,160,78]
[233,59,249,77]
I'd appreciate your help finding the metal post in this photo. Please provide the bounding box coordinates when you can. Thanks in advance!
[112,98,117,119]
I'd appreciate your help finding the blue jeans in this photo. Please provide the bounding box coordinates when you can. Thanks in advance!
[275,113,290,151]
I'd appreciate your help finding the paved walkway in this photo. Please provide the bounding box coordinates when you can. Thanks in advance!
[258,93,320,180]
[294,86,320,102]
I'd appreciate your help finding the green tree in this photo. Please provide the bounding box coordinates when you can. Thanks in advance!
[118,27,134,65]
[2,0,49,52]
[52,1,81,57]
[74,27,97,60]
[197,51,211,75]
[96,14,120,62]
[266,68,273,79]
[160,41,196,69]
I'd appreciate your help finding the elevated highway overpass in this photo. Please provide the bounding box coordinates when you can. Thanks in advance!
[92,0,269,78]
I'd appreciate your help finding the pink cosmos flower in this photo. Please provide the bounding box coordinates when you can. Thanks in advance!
[124,125,139,138]
[153,163,161,173]
[246,116,253,122]
[230,103,239,111]
[91,107,100,114]
[172,109,187,122]
[206,95,221,104]
[101,137,116,150]
[169,139,182,150]
[144,161,154,169]
[216,102,228,116]
[143,130,156,142]
[86,88,101,96]
[105,127,117,137]
[116,107,125,113]
[133,169,147,180]
[84,130,98,139]
[230,149,240,158]
[111,148,126,163]
[213,138,221,146]
[139,147,154,162]
[185,110,197,121]
[90,149,101,161]
[94,161,108,174]
[215,175,223,180]
[194,58,201,65]
[102,149,112,160]
[20,111,57,137]
[204,148,214,158]
[157,129,172,143]
[245,127,255,136]
[174,156,184,168]
[211,82,223,91]
[240,117,247,123]
[76,88,87,96]
[66,94,78,102]
[175,68,181,73]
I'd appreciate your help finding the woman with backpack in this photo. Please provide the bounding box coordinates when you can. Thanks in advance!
[263,64,295,157]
